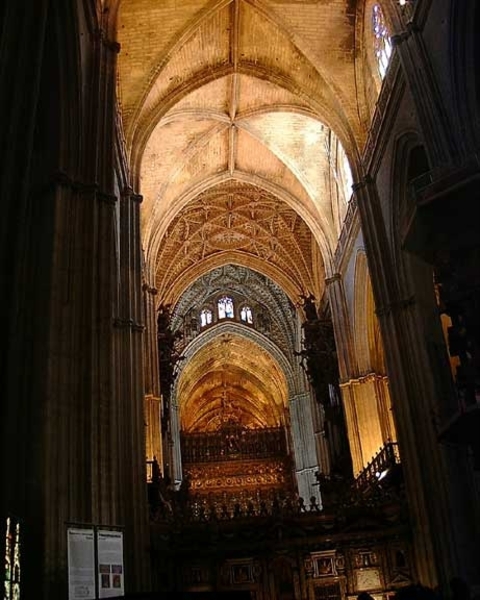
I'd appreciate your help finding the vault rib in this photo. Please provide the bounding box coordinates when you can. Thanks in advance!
[228,0,240,174]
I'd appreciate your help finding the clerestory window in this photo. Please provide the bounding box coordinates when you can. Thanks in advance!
[218,296,234,320]
[372,3,392,79]
[200,308,213,327]
[240,306,253,324]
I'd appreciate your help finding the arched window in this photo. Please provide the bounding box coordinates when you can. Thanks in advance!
[218,296,234,319]
[240,306,253,324]
[372,3,392,79]
[200,308,213,327]
[338,143,353,204]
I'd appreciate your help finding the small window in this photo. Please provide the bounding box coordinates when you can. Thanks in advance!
[240,306,253,324]
[200,308,213,327]
[218,296,234,319]
[372,3,392,79]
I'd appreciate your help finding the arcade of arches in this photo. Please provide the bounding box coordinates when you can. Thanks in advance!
[1,1,479,599]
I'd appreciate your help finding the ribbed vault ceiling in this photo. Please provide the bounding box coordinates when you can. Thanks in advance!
[154,181,322,304]
[116,0,366,430]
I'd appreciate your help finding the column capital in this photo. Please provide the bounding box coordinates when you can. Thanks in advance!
[142,282,158,295]
[94,28,121,53]
[49,170,97,194]
[113,317,145,331]
[376,295,415,317]
[97,190,117,205]
[390,31,410,47]
[122,187,143,203]
[325,273,342,286]
[352,174,376,193]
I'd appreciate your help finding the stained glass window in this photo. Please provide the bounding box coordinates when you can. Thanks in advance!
[4,517,21,600]
[218,296,234,319]
[240,306,253,324]
[200,308,213,327]
[372,3,392,79]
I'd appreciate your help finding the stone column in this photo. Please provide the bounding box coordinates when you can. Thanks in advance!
[115,188,150,592]
[353,174,467,586]
[289,393,321,505]
[171,400,183,488]
[325,273,356,380]
[311,400,331,476]
[143,284,163,464]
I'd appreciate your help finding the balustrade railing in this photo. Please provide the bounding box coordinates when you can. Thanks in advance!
[149,487,321,524]
[353,442,401,493]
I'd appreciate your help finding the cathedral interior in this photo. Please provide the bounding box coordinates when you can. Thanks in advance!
[1,1,480,599]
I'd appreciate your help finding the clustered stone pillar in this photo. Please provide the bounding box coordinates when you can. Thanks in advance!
[289,393,321,505]
[114,187,150,591]
[0,6,151,596]
[327,265,396,475]
[143,283,163,466]
[354,174,470,587]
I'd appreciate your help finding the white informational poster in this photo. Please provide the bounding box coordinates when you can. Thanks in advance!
[67,528,96,600]
[97,530,124,598]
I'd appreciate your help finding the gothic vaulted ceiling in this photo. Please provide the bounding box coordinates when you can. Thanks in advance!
[116,0,368,428]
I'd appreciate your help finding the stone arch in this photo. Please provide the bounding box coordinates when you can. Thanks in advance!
[174,320,304,399]
[160,251,304,309]
[390,132,453,402]
[390,131,431,293]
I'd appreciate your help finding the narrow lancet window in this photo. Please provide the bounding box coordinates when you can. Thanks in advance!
[200,308,213,327]
[218,296,234,319]
[240,306,253,324]
[372,3,392,79]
